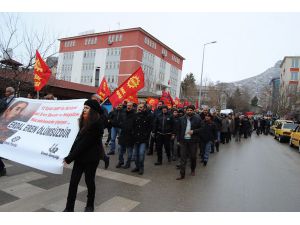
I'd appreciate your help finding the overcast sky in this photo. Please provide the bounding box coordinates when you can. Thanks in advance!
[3,12,300,83]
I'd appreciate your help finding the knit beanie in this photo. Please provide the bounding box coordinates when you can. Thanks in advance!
[84,99,102,114]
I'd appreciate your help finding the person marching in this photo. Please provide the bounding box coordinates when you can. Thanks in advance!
[176,105,202,180]
[170,109,180,161]
[107,103,124,155]
[200,114,217,166]
[91,94,110,169]
[131,104,153,175]
[147,100,163,155]
[63,100,104,212]
[116,102,136,169]
[153,105,175,165]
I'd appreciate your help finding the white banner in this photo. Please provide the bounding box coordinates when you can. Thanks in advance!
[0,98,86,174]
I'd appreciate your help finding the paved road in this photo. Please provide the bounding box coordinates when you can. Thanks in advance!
[1,134,300,212]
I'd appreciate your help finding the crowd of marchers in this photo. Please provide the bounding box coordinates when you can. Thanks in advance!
[0,87,270,212]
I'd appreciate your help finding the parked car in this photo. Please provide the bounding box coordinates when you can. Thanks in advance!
[290,125,300,152]
[270,120,293,135]
[274,122,298,142]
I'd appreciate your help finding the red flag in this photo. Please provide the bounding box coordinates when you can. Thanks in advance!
[184,99,189,107]
[124,93,139,104]
[97,77,111,101]
[160,90,174,106]
[34,50,52,91]
[174,97,180,106]
[195,100,199,109]
[109,67,144,107]
[146,97,159,110]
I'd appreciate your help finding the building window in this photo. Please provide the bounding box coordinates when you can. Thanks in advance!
[144,36,157,49]
[162,49,168,57]
[83,50,96,58]
[291,72,299,80]
[172,55,180,64]
[64,40,75,47]
[85,37,98,45]
[292,58,299,68]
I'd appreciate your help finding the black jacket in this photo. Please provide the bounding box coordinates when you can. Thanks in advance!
[0,96,15,114]
[234,117,241,133]
[200,121,217,143]
[108,109,124,128]
[153,108,162,119]
[240,118,251,132]
[132,111,153,143]
[177,114,202,143]
[213,115,222,131]
[153,112,175,135]
[118,109,136,147]
[172,115,180,136]
[64,119,103,164]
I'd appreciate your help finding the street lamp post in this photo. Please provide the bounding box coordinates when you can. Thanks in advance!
[198,41,217,109]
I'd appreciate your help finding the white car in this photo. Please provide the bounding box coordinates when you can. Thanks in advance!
[220,109,233,115]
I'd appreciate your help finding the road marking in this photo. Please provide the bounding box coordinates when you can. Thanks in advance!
[95,196,140,212]
[2,183,45,198]
[0,183,86,212]
[0,172,47,190]
[96,169,150,187]
[65,164,150,187]
[45,198,86,212]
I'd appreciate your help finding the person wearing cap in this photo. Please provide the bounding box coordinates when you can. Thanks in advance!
[153,105,175,165]
[63,99,104,212]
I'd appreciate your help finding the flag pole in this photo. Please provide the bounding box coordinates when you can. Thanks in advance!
[100,97,109,106]
[37,91,40,99]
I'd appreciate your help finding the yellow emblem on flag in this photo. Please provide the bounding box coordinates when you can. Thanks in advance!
[127,75,140,88]
[34,58,43,73]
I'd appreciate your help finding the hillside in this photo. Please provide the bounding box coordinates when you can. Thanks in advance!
[229,60,281,97]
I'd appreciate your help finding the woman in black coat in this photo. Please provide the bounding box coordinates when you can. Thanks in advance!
[63,100,104,212]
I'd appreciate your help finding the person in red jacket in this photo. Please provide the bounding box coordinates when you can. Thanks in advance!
[63,100,104,212]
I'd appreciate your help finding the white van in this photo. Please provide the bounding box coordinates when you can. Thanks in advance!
[220,109,233,115]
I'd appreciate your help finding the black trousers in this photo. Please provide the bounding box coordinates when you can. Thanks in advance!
[66,160,99,211]
[0,158,5,171]
[106,127,111,143]
[221,132,229,143]
[179,142,198,176]
[156,134,171,163]
[148,134,156,153]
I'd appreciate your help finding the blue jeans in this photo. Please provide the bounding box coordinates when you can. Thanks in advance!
[110,127,121,152]
[118,145,133,165]
[203,141,212,162]
[134,143,146,169]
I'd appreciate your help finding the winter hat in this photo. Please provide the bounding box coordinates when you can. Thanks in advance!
[84,99,102,115]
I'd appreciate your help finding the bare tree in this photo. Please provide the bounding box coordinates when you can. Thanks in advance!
[0,13,58,96]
